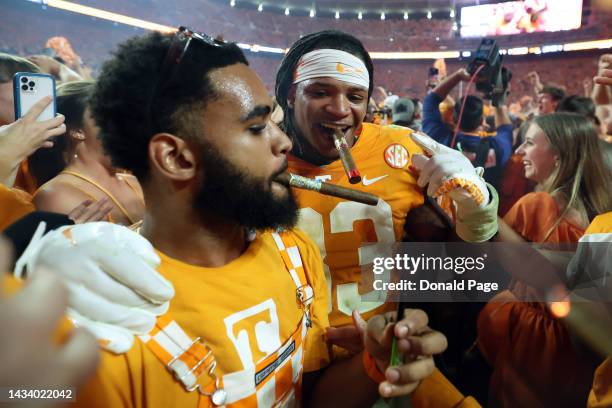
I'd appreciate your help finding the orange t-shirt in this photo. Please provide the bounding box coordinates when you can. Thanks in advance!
[503,191,585,243]
[0,183,34,231]
[288,123,424,327]
[77,229,330,408]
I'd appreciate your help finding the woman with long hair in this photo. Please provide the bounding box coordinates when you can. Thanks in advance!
[29,81,144,226]
[499,112,611,242]
[479,112,612,407]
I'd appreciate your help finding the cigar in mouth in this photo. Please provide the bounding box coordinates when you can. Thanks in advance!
[332,129,361,184]
[276,173,379,206]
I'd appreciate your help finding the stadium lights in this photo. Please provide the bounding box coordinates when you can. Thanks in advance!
[310,8,315,17]
[230,0,235,6]
[427,10,432,19]
[30,0,612,59]
[370,51,461,59]
[335,10,339,19]
[284,7,289,15]
[452,22,458,31]
[257,3,263,11]
[42,0,175,32]
[404,11,408,20]
[450,9,455,18]
[380,12,385,20]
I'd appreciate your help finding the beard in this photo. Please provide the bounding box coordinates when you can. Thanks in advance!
[193,142,299,231]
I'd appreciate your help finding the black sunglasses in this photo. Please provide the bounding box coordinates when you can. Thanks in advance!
[147,26,225,134]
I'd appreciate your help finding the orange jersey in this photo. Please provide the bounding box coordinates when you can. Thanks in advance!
[288,123,424,327]
[77,229,330,408]
[585,212,612,235]
[585,212,612,408]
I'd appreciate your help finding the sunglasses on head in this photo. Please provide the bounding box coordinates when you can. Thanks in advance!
[147,26,225,134]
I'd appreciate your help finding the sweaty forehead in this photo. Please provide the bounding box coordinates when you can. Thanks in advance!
[208,64,270,114]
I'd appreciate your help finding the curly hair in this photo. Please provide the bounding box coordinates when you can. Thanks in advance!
[90,31,248,180]
[274,30,374,137]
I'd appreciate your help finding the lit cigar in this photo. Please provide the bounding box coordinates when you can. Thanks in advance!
[276,173,379,206]
[332,129,361,184]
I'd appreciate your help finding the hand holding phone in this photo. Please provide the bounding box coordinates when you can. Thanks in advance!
[0,96,65,183]
[13,72,56,122]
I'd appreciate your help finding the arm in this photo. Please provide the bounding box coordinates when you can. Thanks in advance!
[431,69,470,100]
[494,216,526,243]
[403,198,459,242]
[28,55,83,83]
[592,54,612,105]
[0,98,65,186]
[422,69,472,145]
[34,182,94,215]
[303,356,379,408]
[304,310,446,408]
[421,92,451,145]
[494,104,511,127]
[527,71,543,96]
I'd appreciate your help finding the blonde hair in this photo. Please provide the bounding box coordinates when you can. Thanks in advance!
[533,113,612,240]
[0,53,40,82]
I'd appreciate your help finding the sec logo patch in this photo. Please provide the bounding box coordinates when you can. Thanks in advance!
[384,144,409,169]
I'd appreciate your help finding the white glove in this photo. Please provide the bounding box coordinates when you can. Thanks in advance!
[410,131,489,213]
[14,222,174,354]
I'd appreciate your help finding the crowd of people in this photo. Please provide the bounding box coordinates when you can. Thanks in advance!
[1,15,612,408]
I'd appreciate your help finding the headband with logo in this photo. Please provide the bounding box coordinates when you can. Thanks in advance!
[293,49,370,89]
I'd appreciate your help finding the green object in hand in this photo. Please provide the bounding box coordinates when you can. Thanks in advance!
[390,302,408,367]
[390,337,404,367]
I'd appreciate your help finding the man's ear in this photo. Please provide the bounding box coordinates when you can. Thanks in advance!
[148,133,197,181]
[286,85,297,110]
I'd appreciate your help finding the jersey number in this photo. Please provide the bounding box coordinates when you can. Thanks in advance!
[297,200,394,316]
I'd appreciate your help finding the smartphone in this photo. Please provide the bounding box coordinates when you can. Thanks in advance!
[13,72,56,122]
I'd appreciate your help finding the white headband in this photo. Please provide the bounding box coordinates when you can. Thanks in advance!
[293,49,370,89]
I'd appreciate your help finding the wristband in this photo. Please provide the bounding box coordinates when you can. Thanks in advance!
[434,177,486,207]
[363,350,386,383]
[455,183,499,243]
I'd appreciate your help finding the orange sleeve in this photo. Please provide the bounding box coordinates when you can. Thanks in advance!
[0,184,34,231]
[503,192,557,242]
[412,368,481,408]
[503,192,584,243]
[14,160,38,195]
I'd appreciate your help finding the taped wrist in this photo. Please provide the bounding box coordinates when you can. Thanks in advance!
[455,183,499,243]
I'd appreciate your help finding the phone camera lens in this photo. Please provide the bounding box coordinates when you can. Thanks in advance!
[20,77,28,83]
[21,84,28,91]
[28,81,35,87]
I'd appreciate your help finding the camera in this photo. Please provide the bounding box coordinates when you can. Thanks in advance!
[467,39,511,106]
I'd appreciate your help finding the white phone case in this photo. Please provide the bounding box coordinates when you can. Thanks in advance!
[13,72,56,122]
